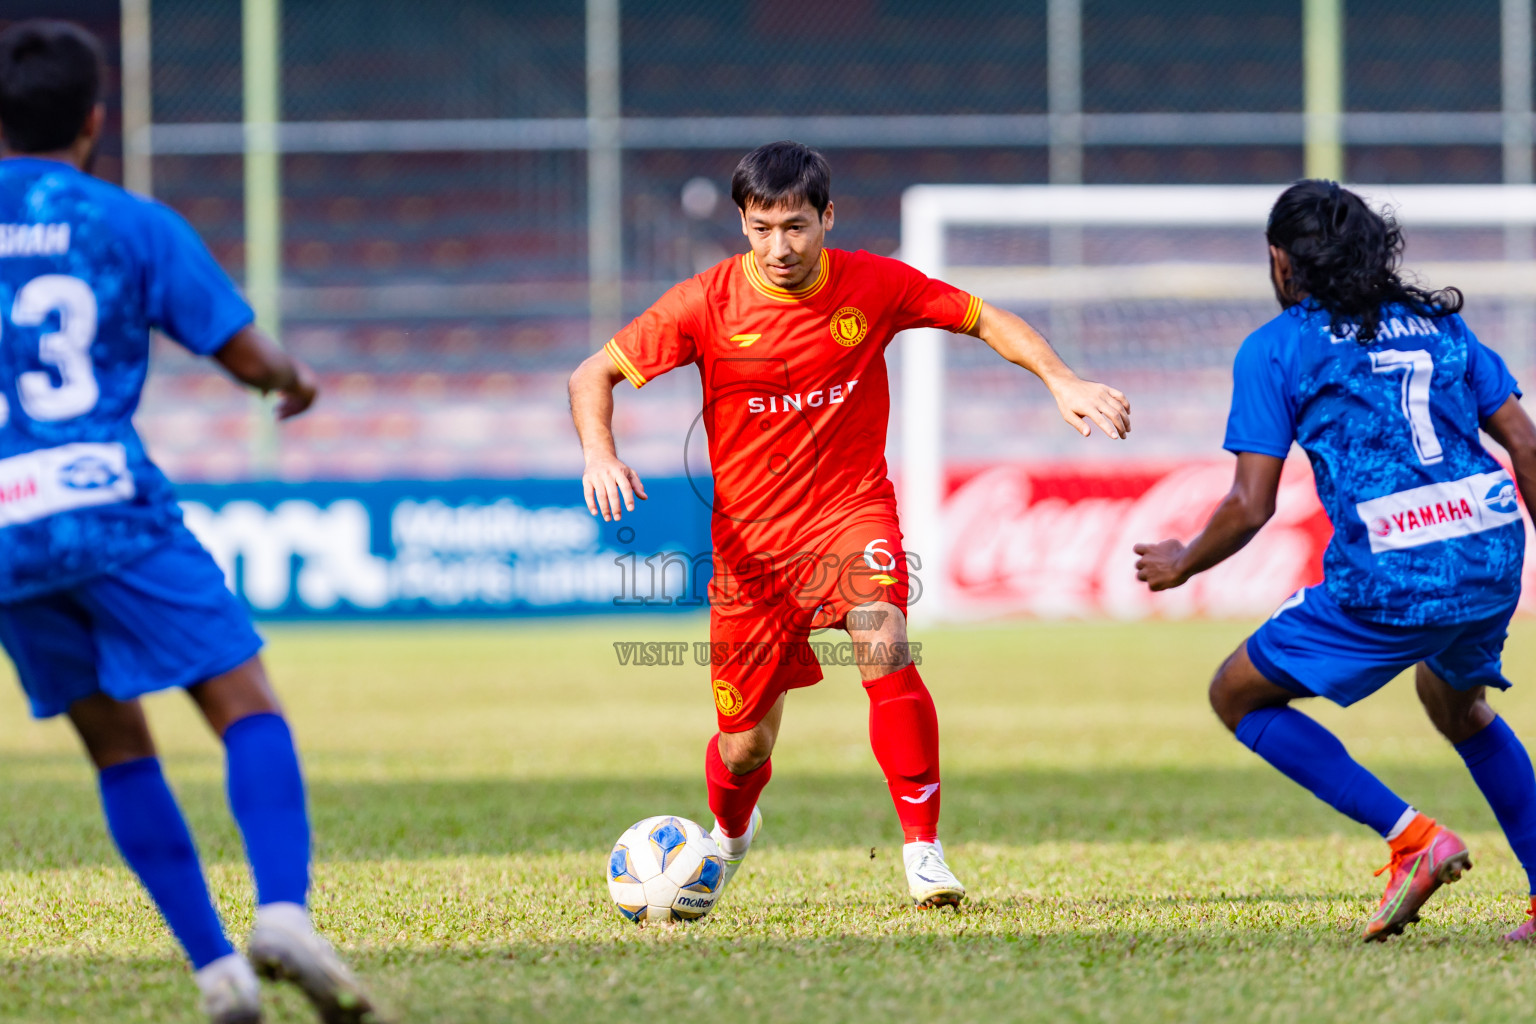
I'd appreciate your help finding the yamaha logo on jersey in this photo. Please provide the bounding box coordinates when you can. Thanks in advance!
[830,306,868,347]
[1484,480,1519,515]
[1355,471,1522,554]
[0,443,135,528]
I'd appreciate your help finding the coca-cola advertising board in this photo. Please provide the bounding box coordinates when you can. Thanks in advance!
[175,465,1535,621]
[942,460,1536,620]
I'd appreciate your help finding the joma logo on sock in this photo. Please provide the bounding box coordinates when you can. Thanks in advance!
[900,783,940,805]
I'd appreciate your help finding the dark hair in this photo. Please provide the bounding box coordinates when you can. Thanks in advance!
[731,141,831,215]
[1266,179,1462,343]
[0,19,103,154]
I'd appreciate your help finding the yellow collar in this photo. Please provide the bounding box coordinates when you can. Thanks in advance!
[740,250,831,302]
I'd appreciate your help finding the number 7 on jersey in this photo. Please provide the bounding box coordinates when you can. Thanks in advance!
[1369,348,1444,465]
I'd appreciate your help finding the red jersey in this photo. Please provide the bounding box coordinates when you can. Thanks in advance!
[605,248,981,565]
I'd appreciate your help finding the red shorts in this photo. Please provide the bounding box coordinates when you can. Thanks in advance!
[705,513,913,732]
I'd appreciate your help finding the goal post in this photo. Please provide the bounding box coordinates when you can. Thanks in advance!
[899,183,1536,623]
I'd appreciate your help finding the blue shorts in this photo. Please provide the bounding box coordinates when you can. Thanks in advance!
[0,526,263,719]
[1247,584,1515,708]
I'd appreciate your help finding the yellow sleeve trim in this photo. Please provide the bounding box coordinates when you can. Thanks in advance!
[603,339,647,389]
[959,294,984,335]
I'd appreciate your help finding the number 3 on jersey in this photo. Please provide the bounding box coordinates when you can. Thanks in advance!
[1,275,100,427]
[1370,348,1444,465]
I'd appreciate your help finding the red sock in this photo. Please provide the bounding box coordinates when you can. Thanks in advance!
[865,662,941,843]
[705,734,771,838]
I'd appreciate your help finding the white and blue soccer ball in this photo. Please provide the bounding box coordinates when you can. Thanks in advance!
[607,815,725,923]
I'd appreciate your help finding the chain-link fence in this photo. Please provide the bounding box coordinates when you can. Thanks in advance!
[50,0,1535,481]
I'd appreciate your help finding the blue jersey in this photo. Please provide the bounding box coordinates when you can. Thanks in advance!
[0,158,252,602]
[1225,303,1524,627]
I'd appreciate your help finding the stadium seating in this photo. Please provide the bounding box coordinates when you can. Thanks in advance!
[130,0,1514,480]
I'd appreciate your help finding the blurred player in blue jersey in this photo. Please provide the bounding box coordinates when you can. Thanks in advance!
[0,21,382,1023]
[1135,180,1536,943]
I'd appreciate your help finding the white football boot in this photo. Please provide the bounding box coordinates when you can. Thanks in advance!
[709,805,764,894]
[195,952,262,1024]
[247,903,385,1024]
[904,840,966,909]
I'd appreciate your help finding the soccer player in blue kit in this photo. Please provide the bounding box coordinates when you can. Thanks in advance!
[0,21,381,1023]
[1135,180,1536,943]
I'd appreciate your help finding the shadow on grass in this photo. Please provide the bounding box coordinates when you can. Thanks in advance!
[1,912,1524,976]
[0,755,1506,871]
[7,918,1533,1024]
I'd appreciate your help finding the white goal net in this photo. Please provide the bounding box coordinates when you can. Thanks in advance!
[898,184,1536,621]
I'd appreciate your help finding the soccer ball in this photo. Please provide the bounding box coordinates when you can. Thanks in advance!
[607,815,725,923]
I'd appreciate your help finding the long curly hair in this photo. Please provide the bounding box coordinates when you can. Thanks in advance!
[1265,179,1463,342]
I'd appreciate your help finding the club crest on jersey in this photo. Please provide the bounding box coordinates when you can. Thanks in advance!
[713,679,745,716]
[830,306,868,347]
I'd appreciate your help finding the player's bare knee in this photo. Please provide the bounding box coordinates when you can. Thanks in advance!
[187,656,282,736]
[717,728,773,774]
[1207,656,1245,732]
[720,745,770,774]
[857,645,911,680]
[1209,687,1244,733]
[847,602,910,679]
[1461,697,1496,739]
[1431,701,1492,744]
[846,602,905,643]
[1414,664,1493,744]
[67,695,156,770]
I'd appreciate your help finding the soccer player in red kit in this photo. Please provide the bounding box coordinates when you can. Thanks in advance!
[569,142,1130,907]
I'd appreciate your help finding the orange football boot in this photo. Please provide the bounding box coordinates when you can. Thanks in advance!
[1362,814,1471,943]
[1502,898,1536,942]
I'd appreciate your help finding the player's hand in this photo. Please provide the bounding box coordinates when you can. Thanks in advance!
[1048,376,1130,439]
[274,358,319,420]
[583,454,649,521]
[1133,539,1189,591]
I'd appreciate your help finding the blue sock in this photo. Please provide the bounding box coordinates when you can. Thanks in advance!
[225,712,310,907]
[1455,717,1536,896]
[1235,706,1410,836]
[98,757,233,969]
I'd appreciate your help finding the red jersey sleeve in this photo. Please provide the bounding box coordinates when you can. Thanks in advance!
[603,278,706,388]
[875,254,983,337]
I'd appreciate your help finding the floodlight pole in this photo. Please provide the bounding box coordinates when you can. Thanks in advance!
[1505,0,1534,186]
[1047,0,1082,187]
[1303,0,1345,180]
[243,0,282,475]
[587,0,623,348]
[120,0,152,196]
[1503,0,1534,377]
[1047,0,1084,381]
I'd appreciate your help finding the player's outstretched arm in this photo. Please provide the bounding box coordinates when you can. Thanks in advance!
[213,325,319,420]
[972,301,1130,439]
[569,352,649,522]
[1133,452,1285,591]
[1482,394,1536,512]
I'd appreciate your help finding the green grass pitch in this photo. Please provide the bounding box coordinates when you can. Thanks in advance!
[4,617,1536,1022]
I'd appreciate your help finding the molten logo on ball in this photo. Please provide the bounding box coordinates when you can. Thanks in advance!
[607,816,725,923]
